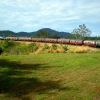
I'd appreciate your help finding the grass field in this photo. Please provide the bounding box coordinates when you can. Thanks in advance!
[0,52,100,100]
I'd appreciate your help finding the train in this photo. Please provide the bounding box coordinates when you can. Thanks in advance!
[4,37,100,48]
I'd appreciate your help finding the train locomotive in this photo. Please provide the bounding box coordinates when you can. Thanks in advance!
[5,37,100,48]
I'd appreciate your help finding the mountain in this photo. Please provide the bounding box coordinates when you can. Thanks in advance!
[36,28,71,37]
[0,30,15,37]
[0,28,71,38]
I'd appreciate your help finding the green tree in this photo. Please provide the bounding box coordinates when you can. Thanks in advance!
[71,24,92,39]
[8,34,14,37]
[51,34,60,39]
[30,35,35,38]
[36,31,50,38]
[43,31,50,38]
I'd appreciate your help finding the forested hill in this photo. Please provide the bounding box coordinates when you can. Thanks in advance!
[0,28,71,38]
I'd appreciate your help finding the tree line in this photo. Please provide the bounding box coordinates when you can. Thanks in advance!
[31,24,100,40]
[30,30,60,39]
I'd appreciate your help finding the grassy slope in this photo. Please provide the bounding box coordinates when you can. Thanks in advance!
[31,42,100,54]
[0,52,100,100]
[1,40,100,55]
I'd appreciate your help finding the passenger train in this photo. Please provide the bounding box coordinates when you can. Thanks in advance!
[4,37,100,48]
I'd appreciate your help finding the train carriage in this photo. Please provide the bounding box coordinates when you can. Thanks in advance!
[57,39,70,44]
[5,37,18,41]
[84,40,96,47]
[35,38,44,42]
[18,37,31,41]
[45,38,52,43]
[31,38,38,42]
[45,38,58,43]
[96,41,100,47]
[70,40,83,45]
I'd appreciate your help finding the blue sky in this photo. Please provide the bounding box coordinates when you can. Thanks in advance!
[0,0,100,36]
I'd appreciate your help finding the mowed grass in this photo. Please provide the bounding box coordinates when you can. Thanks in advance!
[0,52,100,100]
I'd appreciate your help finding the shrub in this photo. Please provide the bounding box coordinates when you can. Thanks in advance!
[19,45,29,54]
[28,43,38,52]
[1,42,39,55]
[62,45,69,51]
[51,44,57,50]
[3,42,21,55]
[0,40,14,54]
[0,40,9,51]
[42,43,49,51]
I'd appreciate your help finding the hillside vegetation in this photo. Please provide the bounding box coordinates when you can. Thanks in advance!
[0,40,100,55]
[0,53,100,100]
[0,28,71,37]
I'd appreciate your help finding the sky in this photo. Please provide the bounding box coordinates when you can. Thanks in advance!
[0,0,100,36]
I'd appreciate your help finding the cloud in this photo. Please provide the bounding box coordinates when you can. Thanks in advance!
[0,0,100,36]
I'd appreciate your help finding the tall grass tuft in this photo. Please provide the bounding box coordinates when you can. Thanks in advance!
[51,44,57,50]
[42,43,50,51]
[28,42,39,53]
[0,40,14,54]
[61,45,69,52]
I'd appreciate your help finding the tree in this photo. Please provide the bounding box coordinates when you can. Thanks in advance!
[50,34,60,39]
[30,35,35,38]
[36,31,50,38]
[43,31,50,38]
[8,34,14,37]
[71,24,92,39]
[71,28,80,39]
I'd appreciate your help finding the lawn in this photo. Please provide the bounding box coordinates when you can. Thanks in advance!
[0,52,100,100]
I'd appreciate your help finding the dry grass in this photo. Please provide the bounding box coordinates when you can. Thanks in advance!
[67,45,99,53]
[12,41,100,54]
[22,42,100,54]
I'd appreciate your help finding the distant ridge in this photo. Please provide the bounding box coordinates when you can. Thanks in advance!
[0,28,71,38]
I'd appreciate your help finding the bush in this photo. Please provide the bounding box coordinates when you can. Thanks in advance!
[28,43,38,52]
[19,45,29,54]
[0,42,40,55]
[3,42,21,55]
[42,43,49,51]
[6,43,30,55]
[0,40,14,54]
[62,45,69,51]
[0,40,9,51]
[51,44,57,50]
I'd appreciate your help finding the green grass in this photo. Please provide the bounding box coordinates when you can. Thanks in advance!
[0,52,100,100]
